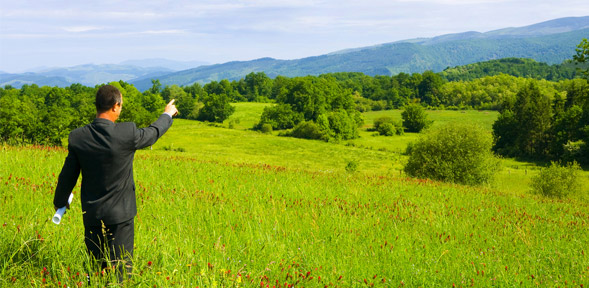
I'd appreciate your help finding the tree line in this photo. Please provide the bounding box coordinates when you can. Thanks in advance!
[2,40,588,157]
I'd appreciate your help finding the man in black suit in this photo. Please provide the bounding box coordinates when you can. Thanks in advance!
[53,84,178,281]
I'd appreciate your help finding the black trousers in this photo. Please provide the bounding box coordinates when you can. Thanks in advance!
[84,218,134,280]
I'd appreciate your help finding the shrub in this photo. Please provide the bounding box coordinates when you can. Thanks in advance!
[531,161,582,198]
[404,122,500,185]
[345,160,359,172]
[260,123,273,134]
[197,93,235,123]
[290,121,328,140]
[257,104,303,130]
[401,104,432,133]
[374,117,404,136]
[378,123,396,136]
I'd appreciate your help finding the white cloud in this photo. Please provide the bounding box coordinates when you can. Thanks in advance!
[139,29,187,35]
[62,26,103,33]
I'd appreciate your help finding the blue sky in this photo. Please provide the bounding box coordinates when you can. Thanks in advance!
[0,0,588,73]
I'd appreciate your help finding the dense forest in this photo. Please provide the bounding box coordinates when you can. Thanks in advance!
[1,45,589,164]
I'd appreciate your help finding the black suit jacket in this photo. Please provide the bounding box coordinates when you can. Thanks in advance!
[53,114,173,226]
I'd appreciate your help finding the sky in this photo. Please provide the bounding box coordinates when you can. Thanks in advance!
[0,0,588,73]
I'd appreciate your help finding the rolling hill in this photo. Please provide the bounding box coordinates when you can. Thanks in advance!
[130,16,589,90]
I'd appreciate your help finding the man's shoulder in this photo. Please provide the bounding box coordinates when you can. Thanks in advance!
[68,125,88,138]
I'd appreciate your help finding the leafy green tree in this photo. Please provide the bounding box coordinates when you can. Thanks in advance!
[204,80,242,102]
[183,82,207,103]
[197,93,235,123]
[492,110,519,156]
[512,82,552,157]
[493,81,553,158]
[404,123,500,185]
[242,72,272,102]
[401,104,432,133]
[257,104,303,130]
[418,70,445,106]
[321,110,359,141]
[573,38,589,79]
[149,79,162,94]
[162,85,195,119]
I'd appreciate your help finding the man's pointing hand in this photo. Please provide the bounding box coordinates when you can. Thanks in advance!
[165,99,179,117]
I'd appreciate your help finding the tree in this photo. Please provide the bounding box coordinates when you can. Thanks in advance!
[401,104,432,133]
[149,79,162,94]
[404,123,500,185]
[161,85,196,119]
[197,93,235,123]
[243,72,272,101]
[512,81,552,157]
[492,81,553,158]
[573,38,589,80]
[418,70,445,106]
[257,104,303,130]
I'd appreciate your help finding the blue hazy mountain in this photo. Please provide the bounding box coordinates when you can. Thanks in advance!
[2,16,588,90]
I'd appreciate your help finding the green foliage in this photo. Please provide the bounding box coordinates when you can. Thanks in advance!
[258,76,362,141]
[197,93,235,123]
[404,123,500,185]
[573,38,589,79]
[373,116,404,136]
[260,123,273,134]
[289,121,328,141]
[162,84,196,119]
[531,161,582,198]
[418,70,445,106]
[345,160,359,172]
[401,104,432,133]
[240,72,273,101]
[257,104,303,130]
[320,110,360,141]
[441,58,581,82]
[493,81,553,158]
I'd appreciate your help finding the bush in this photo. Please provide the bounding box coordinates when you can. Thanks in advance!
[378,123,396,136]
[531,161,582,198]
[401,104,432,133]
[290,121,328,140]
[404,122,500,185]
[373,117,404,136]
[345,160,359,172]
[197,93,235,123]
[260,123,273,134]
[257,104,303,130]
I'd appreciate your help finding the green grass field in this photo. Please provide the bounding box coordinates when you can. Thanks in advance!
[1,104,588,287]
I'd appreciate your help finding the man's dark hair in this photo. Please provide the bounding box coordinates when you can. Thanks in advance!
[95,85,122,113]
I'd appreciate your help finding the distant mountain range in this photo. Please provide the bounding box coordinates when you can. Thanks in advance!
[1,16,588,91]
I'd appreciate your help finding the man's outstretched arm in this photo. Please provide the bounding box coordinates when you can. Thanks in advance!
[134,99,178,150]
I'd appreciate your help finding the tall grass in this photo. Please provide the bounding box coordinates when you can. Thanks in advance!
[1,145,588,287]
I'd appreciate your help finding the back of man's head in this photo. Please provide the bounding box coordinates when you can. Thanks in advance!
[96,85,122,113]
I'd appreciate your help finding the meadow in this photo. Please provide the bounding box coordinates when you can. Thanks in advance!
[1,104,588,287]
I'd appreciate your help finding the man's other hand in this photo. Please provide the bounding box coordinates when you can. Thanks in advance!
[165,99,179,117]
[54,203,70,212]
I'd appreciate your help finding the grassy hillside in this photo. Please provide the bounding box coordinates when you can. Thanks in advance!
[1,145,588,287]
[1,107,588,286]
